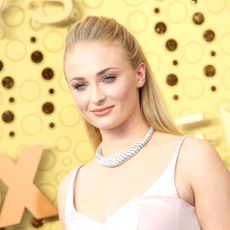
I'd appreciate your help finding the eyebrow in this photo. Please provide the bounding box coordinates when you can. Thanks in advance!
[69,67,120,82]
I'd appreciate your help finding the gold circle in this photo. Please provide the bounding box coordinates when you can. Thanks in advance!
[62,157,72,166]
[21,114,43,135]
[38,150,56,171]
[182,42,204,64]
[5,40,27,61]
[55,136,72,151]
[205,0,227,13]
[220,32,230,55]
[183,78,204,99]
[74,141,94,162]
[166,1,188,23]
[43,31,64,52]
[19,80,41,101]
[55,170,68,184]
[127,11,148,33]
[59,105,80,126]
[2,5,25,27]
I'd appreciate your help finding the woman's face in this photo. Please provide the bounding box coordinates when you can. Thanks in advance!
[64,41,145,131]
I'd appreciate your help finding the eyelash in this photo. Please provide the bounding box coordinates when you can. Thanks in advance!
[102,75,116,83]
[72,75,116,91]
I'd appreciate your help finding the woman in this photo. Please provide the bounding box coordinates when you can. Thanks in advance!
[58,16,230,229]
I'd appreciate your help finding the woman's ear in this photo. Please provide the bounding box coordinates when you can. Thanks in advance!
[136,63,146,88]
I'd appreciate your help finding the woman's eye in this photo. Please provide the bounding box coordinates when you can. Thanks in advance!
[103,75,116,83]
[72,83,87,91]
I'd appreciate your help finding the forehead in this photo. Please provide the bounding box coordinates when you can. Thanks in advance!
[64,41,130,78]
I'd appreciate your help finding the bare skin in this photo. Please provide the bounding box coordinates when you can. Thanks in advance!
[58,41,230,229]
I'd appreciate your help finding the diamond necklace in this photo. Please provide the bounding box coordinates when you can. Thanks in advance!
[96,127,154,167]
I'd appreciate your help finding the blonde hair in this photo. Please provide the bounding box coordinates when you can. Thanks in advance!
[64,15,180,149]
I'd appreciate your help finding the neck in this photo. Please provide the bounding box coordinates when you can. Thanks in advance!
[99,116,150,157]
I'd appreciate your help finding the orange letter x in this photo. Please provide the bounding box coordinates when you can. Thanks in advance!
[0,145,57,227]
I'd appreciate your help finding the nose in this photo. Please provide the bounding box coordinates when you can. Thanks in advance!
[90,85,106,105]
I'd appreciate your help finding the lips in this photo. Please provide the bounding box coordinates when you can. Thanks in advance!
[91,106,114,116]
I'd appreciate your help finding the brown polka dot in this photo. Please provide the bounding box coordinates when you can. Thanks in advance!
[211,86,217,91]
[192,12,204,25]
[9,131,15,137]
[42,67,54,80]
[42,102,55,114]
[155,22,167,34]
[173,94,179,100]
[49,122,55,128]
[2,76,14,89]
[166,74,178,86]
[210,50,216,56]
[154,8,160,14]
[30,37,36,43]
[166,39,177,51]
[203,29,215,42]
[204,65,216,77]
[49,88,55,94]
[9,97,15,103]
[2,111,14,123]
[0,60,3,71]
[172,60,178,65]
[31,50,43,63]
[31,217,44,228]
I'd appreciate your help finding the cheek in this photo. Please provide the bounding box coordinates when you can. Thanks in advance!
[108,81,137,102]
[72,93,88,111]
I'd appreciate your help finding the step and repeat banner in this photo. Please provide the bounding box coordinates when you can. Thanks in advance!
[0,0,230,229]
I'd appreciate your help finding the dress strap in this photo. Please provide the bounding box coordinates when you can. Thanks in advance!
[64,164,84,218]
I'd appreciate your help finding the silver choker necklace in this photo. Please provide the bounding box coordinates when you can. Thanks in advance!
[96,127,154,168]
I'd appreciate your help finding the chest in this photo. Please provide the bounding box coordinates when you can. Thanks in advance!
[74,150,176,222]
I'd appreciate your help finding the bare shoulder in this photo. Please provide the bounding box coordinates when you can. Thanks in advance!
[179,136,230,229]
[180,135,227,169]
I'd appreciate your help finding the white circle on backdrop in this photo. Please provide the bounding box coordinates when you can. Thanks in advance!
[43,31,64,52]
[2,5,25,27]
[59,105,80,126]
[21,114,43,135]
[74,141,94,162]
[19,80,41,101]
[205,0,227,13]
[38,150,56,171]
[127,11,148,33]
[5,40,27,61]
[55,135,72,151]
[182,42,204,64]
[166,1,188,23]
[183,78,205,99]
[220,32,230,55]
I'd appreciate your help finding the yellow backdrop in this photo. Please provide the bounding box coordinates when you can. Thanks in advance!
[0,0,230,229]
